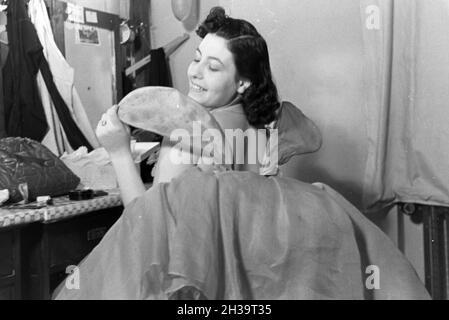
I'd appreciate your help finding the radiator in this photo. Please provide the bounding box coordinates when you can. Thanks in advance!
[400,203,449,300]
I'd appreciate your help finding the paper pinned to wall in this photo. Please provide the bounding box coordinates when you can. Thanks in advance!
[67,3,85,24]
[85,10,98,24]
[75,25,100,46]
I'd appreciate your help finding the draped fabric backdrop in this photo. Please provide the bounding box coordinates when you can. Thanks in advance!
[215,0,449,213]
[360,0,449,212]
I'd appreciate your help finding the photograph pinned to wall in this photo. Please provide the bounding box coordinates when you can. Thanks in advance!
[66,2,85,24]
[76,25,101,46]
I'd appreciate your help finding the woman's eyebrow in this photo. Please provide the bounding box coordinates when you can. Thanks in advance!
[196,48,224,66]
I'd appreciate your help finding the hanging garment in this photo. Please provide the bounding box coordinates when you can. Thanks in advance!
[146,47,171,87]
[3,0,93,152]
[38,58,94,152]
[2,0,48,141]
[28,0,100,155]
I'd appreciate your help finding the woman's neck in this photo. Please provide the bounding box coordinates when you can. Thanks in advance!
[206,95,242,111]
[225,95,242,107]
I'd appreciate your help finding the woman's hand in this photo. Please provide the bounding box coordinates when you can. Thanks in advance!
[96,105,131,157]
[96,105,146,206]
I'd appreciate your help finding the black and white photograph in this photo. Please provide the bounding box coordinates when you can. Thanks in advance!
[0,0,448,307]
[76,25,100,45]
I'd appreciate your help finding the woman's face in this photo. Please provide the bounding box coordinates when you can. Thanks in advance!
[187,34,241,108]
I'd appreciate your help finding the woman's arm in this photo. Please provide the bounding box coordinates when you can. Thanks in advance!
[109,150,146,206]
[96,106,146,206]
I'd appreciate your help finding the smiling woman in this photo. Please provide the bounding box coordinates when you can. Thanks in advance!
[193,6,280,128]
[150,7,281,185]
[89,6,281,206]
[94,6,281,200]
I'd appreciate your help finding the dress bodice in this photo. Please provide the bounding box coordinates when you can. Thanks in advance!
[153,102,260,183]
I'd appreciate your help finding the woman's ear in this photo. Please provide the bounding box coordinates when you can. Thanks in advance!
[237,79,251,94]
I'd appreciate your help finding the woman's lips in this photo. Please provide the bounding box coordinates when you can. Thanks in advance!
[190,82,207,92]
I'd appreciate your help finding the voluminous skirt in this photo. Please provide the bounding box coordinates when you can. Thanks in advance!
[54,167,430,300]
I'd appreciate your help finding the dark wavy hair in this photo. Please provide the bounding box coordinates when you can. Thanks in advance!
[196,7,280,128]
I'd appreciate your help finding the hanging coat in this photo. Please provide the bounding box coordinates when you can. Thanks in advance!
[2,0,48,141]
[2,0,93,151]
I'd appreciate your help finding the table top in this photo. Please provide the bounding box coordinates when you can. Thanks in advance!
[0,190,123,229]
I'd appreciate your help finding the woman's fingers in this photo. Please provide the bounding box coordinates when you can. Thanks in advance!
[97,112,111,130]
[96,106,122,131]
[106,105,121,126]
[95,105,132,154]
[96,106,130,136]
[107,105,132,135]
[96,114,106,131]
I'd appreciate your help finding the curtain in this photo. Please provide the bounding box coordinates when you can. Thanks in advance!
[360,0,449,211]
